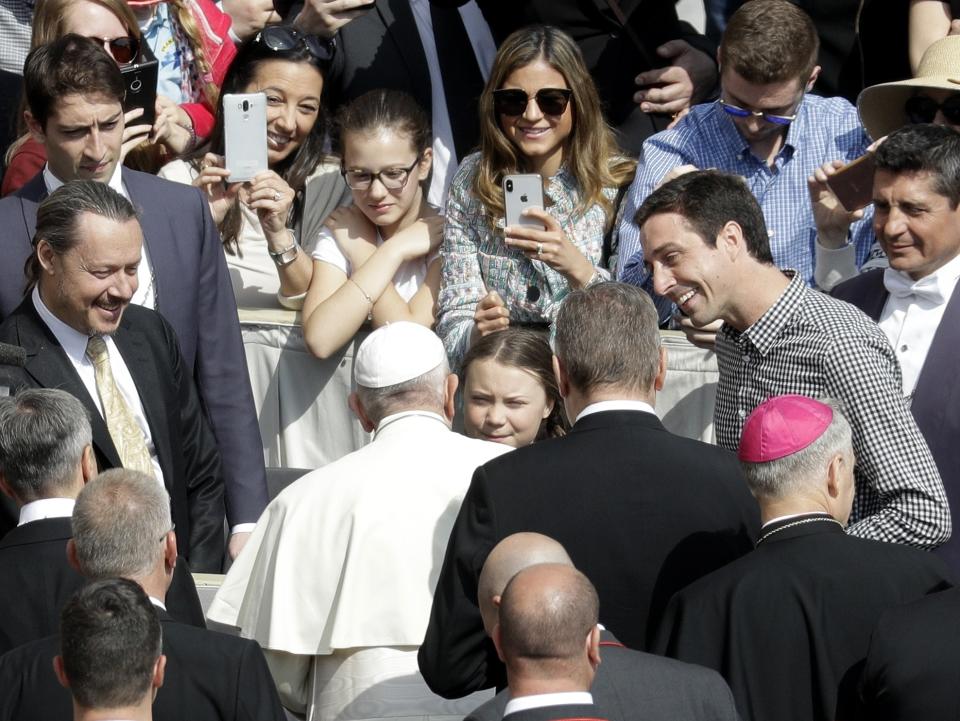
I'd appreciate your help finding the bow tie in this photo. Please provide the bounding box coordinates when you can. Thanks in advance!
[883,268,946,305]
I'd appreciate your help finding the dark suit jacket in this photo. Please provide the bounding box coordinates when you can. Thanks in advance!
[653,517,954,721]
[324,0,713,155]
[502,702,607,721]
[0,168,268,534]
[0,609,287,721]
[856,586,960,721]
[0,297,226,571]
[0,516,205,656]
[467,630,739,721]
[833,269,960,572]
[419,409,760,698]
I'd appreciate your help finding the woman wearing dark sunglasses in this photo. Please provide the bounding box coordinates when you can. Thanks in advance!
[436,25,635,368]
[160,27,349,310]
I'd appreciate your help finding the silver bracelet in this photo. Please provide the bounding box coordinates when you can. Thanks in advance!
[269,241,299,267]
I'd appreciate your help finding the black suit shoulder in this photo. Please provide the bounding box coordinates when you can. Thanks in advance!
[0,621,286,721]
[831,269,885,304]
[858,587,960,721]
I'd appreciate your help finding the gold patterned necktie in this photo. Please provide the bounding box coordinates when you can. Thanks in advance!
[85,335,156,479]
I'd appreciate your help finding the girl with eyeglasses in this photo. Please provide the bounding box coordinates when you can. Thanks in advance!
[159,27,347,310]
[436,25,636,368]
[302,89,442,359]
[1,0,232,195]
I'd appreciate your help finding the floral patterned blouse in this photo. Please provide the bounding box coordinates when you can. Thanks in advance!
[437,152,616,367]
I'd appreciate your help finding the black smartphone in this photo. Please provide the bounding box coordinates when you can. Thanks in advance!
[120,59,158,127]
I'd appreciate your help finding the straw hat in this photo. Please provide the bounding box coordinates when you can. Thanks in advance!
[857,35,960,141]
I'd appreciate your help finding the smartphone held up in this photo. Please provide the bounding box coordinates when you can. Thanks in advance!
[223,92,269,183]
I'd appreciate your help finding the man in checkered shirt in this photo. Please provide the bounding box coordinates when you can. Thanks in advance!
[636,169,950,549]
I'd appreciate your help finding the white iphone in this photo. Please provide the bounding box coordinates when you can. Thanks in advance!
[223,92,268,183]
[503,174,546,229]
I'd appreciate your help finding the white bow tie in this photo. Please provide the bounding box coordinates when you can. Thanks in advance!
[883,268,946,305]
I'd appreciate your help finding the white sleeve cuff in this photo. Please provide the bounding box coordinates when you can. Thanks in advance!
[230,523,257,535]
[814,238,859,291]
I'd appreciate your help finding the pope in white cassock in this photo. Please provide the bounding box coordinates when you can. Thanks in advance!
[206,322,510,721]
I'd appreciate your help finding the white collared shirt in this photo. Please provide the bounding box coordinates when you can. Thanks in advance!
[32,287,165,487]
[149,596,168,612]
[575,399,657,424]
[408,0,496,206]
[42,162,156,310]
[18,497,75,526]
[879,253,960,396]
[504,692,594,717]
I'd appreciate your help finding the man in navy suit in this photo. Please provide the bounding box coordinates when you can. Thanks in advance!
[833,124,960,573]
[0,35,268,559]
[0,181,225,571]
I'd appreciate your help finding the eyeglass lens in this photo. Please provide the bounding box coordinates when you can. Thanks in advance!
[343,158,420,190]
[493,88,572,117]
[91,36,139,64]
[260,26,334,61]
[905,94,960,124]
[719,100,794,126]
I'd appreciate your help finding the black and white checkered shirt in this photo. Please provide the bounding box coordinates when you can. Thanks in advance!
[715,271,950,548]
[0,1,33,75]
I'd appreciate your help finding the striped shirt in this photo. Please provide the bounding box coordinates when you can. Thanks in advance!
[617,95,874,310]
[715,271,950,548]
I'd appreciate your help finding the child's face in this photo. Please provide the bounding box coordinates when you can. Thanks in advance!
[342,129,431,231]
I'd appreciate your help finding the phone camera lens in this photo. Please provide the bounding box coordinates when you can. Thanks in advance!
[505,180,513,192]
[242,100,250,112]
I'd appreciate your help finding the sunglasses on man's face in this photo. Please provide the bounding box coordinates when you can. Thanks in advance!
[89,35,140,65]
[492,88,573,117]
[905,93,960,125]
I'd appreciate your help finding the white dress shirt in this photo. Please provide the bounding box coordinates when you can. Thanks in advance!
[43,162,156,309]
[878,253,960,396]
[32,287,165,486]
[408,0,496,206]
[18,497,75,526]
[575,399,657,424]
[504,692,594,717]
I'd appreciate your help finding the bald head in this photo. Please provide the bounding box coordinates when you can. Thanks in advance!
[495,563,599,691]
[479,533,573,634]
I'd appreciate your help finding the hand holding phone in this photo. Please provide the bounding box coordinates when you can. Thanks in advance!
[503,174,545,229]
[824,153,876,212]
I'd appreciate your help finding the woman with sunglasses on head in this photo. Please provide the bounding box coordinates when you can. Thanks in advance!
[159,26,347,310]
[436,25,635,368]
[1,0,218,195]
[302,89,442,359]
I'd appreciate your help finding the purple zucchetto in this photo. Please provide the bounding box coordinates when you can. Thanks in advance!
[738,395,834,463]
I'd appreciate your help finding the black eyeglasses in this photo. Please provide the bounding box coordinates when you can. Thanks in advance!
[341,155,422,191]
[905,94,960,125]
[89,35,140,65]
[255,26,335,62]
[492,88,573,117]
[718,98,798,126]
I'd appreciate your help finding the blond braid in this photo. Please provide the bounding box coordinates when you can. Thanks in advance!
[170,0,220,108]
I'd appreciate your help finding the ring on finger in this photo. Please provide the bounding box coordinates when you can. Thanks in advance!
[274,191,281,202]
[536,242,543,257]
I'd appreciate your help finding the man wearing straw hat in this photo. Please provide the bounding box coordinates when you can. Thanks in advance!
[653,395,953,721]
[833,123,960,574]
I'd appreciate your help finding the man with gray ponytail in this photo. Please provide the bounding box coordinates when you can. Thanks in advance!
[0,469,286,721]
[0,180,226,573]
[653,395,953,721]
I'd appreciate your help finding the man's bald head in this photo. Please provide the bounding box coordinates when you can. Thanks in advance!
[478,533,573,634]
[494,563,600,690]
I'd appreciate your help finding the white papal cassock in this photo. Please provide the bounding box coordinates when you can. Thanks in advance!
[207,410,509,721]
